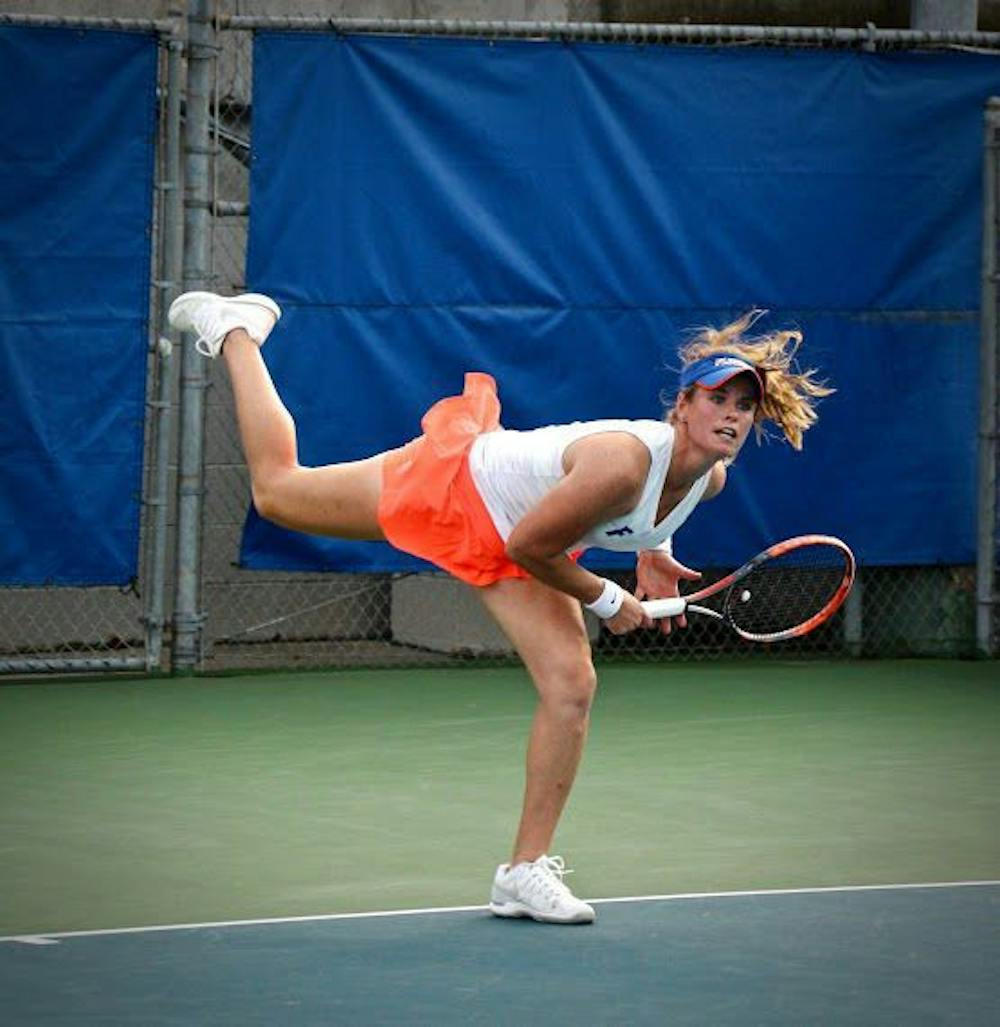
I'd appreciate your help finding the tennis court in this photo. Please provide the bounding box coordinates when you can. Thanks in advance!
[2,14,999,1023]
[2,659,997,1023]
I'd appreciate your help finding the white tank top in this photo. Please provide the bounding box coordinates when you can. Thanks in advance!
[468,419,711,552]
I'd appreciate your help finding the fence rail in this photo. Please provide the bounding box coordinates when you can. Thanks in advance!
[220,15,1000,50]
[0,12,176,33]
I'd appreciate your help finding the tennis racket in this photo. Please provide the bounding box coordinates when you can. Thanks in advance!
[640,534,856,643]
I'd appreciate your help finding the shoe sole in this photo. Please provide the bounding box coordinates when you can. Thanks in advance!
[167,291,282,333]
[489,899,595,925]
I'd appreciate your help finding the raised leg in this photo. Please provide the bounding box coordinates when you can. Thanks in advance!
[221,329,386,540]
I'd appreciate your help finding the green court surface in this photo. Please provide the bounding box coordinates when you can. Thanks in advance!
[0,660,997,937]
[1,660,998,1024]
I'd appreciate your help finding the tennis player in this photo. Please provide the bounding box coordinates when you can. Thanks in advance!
[169,292,829,925]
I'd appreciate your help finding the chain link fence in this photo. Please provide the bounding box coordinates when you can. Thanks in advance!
[0,13,179,675]
[197,13,994,671]
[0,10,996,676]
[203,18,399,671]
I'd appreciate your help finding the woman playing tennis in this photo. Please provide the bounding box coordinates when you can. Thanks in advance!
[169,292,829,925]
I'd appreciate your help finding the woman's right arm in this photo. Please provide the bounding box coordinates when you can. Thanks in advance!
[502,433,653,634]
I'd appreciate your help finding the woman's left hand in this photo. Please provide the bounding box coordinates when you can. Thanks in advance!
[635,550,702,635]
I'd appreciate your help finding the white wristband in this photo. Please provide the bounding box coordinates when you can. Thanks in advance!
[654,537,673,556]
[584,578,626,620]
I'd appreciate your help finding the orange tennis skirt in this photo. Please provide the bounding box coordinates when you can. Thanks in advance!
[377,372,533,587]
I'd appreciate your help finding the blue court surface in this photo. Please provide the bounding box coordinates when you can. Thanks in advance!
[3,882,998,1025]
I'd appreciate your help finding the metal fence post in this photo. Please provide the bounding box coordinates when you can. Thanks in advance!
[978,99,1000,658]
[173,0,215,672]
[144,23,185,673]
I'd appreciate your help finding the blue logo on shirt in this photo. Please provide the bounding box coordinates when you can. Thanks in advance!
[606,526,634,537]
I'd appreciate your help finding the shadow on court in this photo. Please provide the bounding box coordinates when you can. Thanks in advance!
[2,885,998,1025]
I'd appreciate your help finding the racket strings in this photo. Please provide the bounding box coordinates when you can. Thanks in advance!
[724,547,849,636]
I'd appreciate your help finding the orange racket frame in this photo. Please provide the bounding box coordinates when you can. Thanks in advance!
[640,534,856,643]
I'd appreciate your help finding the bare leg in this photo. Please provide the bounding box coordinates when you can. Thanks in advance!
[476,577,597,864]
[221,329,386,539]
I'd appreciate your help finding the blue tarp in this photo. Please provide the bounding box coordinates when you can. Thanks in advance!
[245,36,997,571]
[0,27,157,585]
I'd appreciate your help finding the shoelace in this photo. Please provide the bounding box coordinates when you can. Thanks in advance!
[192,307,232,358]
[519,855,575,902]
[194,335,215,358]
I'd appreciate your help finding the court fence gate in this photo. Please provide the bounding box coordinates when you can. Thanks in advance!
[0,10,182,676]
[1,7,998,677]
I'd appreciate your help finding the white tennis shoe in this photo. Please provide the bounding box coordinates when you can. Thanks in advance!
[489,854,595,924]
[167,291,281,358]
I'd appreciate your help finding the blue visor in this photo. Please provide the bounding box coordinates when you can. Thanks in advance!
[680,353,765,397]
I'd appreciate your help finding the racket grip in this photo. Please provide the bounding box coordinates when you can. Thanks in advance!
[640,597,687,619]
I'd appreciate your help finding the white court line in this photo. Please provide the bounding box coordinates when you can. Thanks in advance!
[2,879,998,946]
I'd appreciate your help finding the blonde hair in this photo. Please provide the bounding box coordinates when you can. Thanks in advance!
[670,309,833,451]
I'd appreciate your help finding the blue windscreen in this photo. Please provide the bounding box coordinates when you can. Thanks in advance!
[245,35,997,571]
[0,27,157,585]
